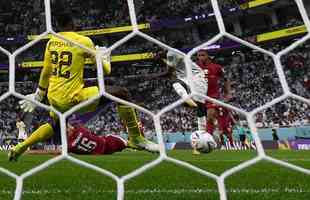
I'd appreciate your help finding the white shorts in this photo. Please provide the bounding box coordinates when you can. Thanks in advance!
[18,131,27,140]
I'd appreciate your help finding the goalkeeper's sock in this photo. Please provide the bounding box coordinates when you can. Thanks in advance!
[14,123,54,155]
[116,104,141,140]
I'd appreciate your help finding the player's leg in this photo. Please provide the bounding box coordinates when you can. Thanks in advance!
[196,102,207,132]
[8,115,58,161]
[206,104,223,149]
[192,75,208,132]
[225,127,234,148]
[81,85,159,153]
[9,87,99,160]
[172,81,197,107]
[116,104,159,152]
[103,135,127,154]
[206,104,218,135]
[191,103,207,155]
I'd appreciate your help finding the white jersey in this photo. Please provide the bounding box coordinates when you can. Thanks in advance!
[166,51,208,102]
[166,51,204,80]
[16,121,27,140]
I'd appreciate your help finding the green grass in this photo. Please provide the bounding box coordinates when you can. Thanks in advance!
[0,150,309,200]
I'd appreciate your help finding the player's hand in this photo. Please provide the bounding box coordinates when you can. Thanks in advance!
[95,46,110,59]
[19,93,37,113]
[19,88,46,113]
[95,46,111,75]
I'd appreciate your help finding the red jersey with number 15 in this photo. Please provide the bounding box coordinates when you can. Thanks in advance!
[68,126,127,155]
[197,61,223,99]
[68,127,105,154]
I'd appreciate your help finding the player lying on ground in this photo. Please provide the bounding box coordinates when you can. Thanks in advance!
[25,124,141,155]
[67,123,128,155]
[8,12,158,161]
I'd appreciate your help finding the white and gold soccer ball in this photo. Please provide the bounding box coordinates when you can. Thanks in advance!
[190,131,217,153]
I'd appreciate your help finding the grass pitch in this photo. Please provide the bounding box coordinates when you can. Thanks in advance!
[0,150,309,200]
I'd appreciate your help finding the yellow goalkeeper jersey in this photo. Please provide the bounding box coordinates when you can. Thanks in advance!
[43,32,95,107]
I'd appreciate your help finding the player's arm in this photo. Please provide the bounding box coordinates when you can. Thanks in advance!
[152,50,177,79]
[85,38,111,75]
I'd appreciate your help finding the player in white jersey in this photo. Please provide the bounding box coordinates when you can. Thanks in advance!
[166,50,208,105]
[16,118,27,142]
[163,42,208,133]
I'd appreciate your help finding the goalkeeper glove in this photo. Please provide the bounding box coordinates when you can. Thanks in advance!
[19,88,46,113]
[95,45,111,75]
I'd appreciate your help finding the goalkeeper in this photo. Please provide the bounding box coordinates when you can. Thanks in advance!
[8,12,158,161]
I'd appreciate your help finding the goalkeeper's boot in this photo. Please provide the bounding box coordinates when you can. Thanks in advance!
[8,144,26,162]
[128,136,159,153]
[192,148,201,155]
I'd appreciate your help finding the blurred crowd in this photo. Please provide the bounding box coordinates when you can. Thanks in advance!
[0,0,303,39]
[136,0,238,22]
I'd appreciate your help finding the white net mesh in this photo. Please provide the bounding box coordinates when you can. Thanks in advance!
[0,0,309,200]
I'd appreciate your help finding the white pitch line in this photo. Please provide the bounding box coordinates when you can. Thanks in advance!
[181,158,310,162]
[0,188,309,195]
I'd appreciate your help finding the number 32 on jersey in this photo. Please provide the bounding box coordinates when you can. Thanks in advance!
[51,51,72,79]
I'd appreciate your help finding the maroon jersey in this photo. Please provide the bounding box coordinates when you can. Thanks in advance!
[68,127,106,154]
[197,61,223,99]
[68,127,126,155]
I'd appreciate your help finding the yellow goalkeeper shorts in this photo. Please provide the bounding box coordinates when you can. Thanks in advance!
[49,86,100,120]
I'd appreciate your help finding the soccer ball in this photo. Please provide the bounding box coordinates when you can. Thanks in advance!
[190,131,217,153]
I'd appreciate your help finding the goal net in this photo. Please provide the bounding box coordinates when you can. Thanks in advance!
[0,0,309,200]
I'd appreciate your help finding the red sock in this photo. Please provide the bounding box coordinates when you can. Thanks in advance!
[227,134,234,146]
[104,135,127,154]
[207,122,215,135]
[220,134,225,146]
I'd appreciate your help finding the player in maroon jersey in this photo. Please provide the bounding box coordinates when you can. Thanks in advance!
[217,107,235,148]
[67,124,127,155]
[27,123,152,156]
[196,49,232,137]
